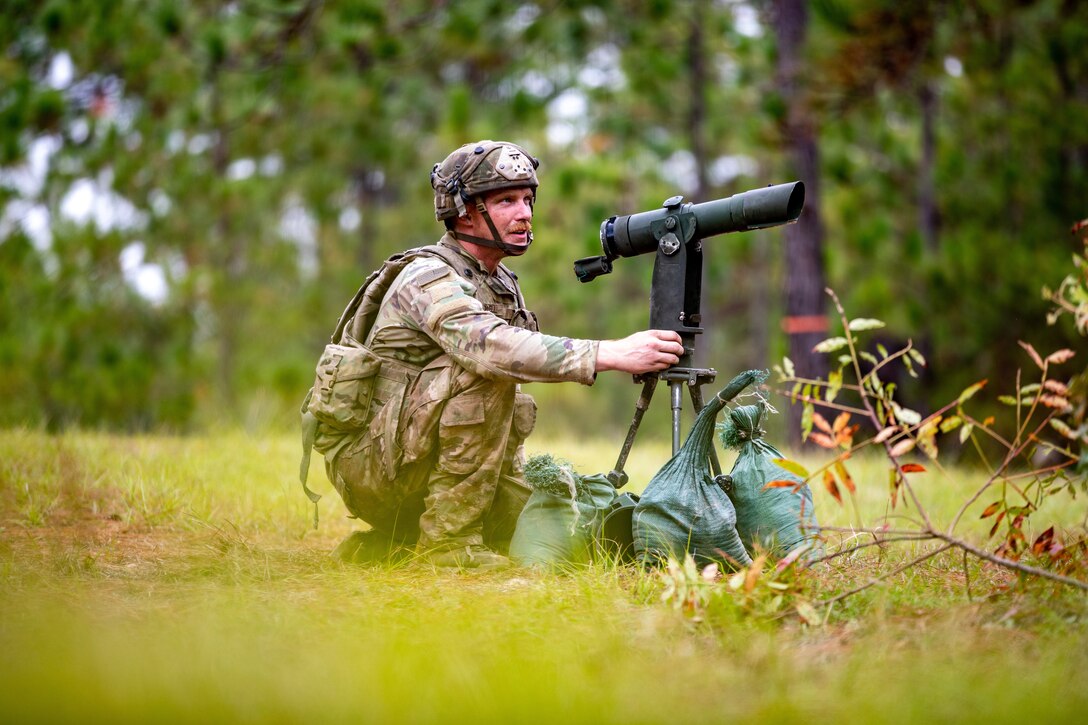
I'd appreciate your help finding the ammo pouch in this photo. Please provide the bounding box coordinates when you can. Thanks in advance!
[298,338,382,529]
[299,339,424,528]
[306,338,382,431]
[512,391,538,442]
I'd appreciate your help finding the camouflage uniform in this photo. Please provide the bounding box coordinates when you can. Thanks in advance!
[328,233,598,552]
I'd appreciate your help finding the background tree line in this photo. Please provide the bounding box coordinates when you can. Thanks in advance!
[0,0,1085,444]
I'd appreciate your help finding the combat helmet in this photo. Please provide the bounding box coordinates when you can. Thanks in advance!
[431,140,539,255]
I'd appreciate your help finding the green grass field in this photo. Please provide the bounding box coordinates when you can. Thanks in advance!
[2,428,1086,723]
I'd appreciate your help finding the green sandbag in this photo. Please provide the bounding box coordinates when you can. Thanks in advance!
[719,402,822,559]
[633,370,765,569]
[509,455,617,568]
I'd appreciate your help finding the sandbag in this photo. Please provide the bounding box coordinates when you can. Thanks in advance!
[719,402,821,559]
[633,370,765,569]
[509,455,617,568]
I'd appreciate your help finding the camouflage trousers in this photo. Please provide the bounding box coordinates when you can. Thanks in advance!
[327,355,535,552]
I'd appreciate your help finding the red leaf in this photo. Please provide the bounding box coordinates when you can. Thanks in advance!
[763,479,802,491]
[901,463,927,473]
[776,544,810,572]
[980,501,1002,519]
[834,461,856,494]
[1032,527,1055,556]
[813,412,833,434]
[833,412,851,434]
[1046,349,1075,365]
[823,470,843,505]
[810,432,838,449]
[989,510,1006,538]
[1040,394,1069,409]
[745,554,766,592]
[837,424,859,447]
[1044,380,1069,395]
[1019,341,1045,370]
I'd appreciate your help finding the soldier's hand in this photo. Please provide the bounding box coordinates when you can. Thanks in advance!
[595,330,684,374]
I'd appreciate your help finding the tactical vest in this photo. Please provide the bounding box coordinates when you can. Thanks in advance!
[298,243,535,526]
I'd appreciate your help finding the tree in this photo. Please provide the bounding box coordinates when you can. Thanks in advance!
[769,0,828,444]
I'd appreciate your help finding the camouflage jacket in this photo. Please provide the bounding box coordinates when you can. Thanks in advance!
[364,234,599,385]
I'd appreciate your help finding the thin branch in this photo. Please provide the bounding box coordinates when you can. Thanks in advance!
[807,534,937,566]
[1003,460,1076,483]
[931,532,1088,591]
[775,374,863,393]
[959,411,1015,450]
[1015,368,1024,446]
[816,525,929,537]
[817,543,954,608]
[859,339,916,387]
[1010,364,1055,453]
[824,289,935,527]
[771,388,869,416]
[948,409,1063,533]
[787,289,1088,598]
[963,549,973,601]
[818,514,1088,591]
[964,416,1000,470]
[783,395,958,470]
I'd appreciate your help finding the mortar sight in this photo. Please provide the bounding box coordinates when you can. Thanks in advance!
[574,181,805,282]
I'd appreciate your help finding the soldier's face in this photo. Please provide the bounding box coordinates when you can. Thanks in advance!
[475,187,535,249]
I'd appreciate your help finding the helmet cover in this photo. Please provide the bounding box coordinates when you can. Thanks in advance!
[432,140,539,221]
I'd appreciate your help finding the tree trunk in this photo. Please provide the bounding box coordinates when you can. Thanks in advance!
[686,0,714,372]
[354,167,380,274]
[211,77,241,412]
[772,0,827,446]
[687,0,709,201]
[918,81,940,254]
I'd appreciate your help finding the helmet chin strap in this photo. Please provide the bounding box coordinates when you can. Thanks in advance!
[452,197,532,256]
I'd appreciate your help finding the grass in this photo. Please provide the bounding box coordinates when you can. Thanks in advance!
[1,427,1087,723]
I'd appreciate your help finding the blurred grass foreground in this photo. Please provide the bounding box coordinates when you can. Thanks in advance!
[2,429,1087,723]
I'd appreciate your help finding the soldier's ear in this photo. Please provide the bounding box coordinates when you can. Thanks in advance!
[455,207,474,226]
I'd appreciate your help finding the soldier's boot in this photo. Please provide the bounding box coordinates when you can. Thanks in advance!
[332,529,408,565]
[423,544,513,571]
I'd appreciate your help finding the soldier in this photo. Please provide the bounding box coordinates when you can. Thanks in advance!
[319,140,683,570]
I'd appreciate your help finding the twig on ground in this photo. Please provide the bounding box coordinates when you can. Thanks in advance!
[931,531,1088,591]
[817,543,954,608]
[807,534,937,566]
[963,549,972,601]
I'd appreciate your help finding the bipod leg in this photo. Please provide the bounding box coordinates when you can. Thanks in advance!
[608,377,657,488]
[689,382,723,478]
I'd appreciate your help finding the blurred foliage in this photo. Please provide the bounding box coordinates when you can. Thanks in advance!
[0,0,1085,437]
